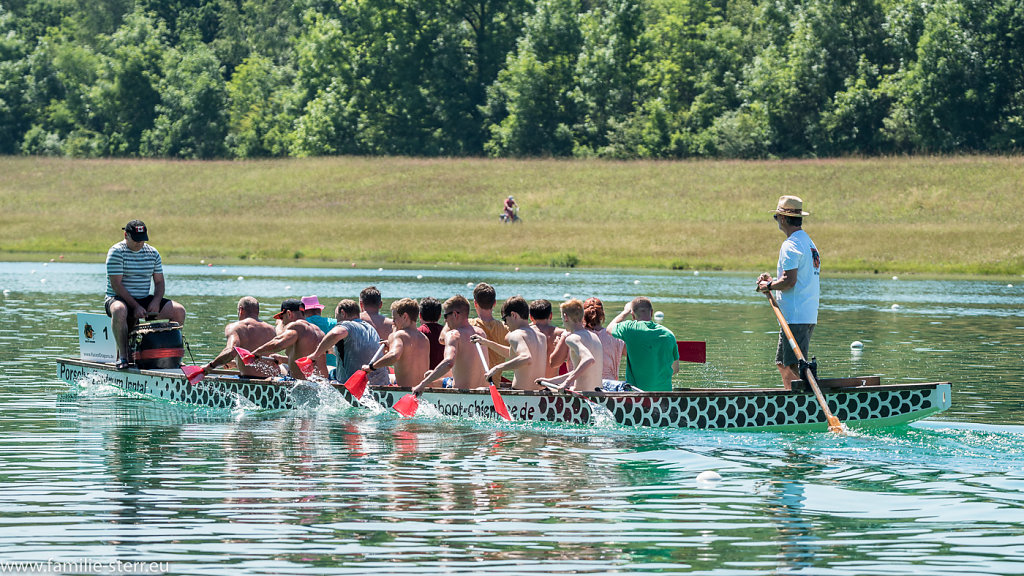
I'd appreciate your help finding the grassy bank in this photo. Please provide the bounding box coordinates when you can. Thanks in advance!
[2,156,1022,275]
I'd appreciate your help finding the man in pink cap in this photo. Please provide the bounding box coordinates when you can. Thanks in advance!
[301,295,336,334]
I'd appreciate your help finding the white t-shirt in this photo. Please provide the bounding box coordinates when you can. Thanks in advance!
[776,229,820,324]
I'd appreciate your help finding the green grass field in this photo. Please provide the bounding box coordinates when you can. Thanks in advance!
[2,155,1022,275]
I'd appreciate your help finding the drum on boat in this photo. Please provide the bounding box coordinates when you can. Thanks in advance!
[130,321,184,369]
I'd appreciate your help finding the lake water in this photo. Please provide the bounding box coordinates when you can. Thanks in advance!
[1,261,1023,575]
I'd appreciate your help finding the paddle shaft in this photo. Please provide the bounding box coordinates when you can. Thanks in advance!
[474,341,494,384]
[765,291,844,432]
[536,380,593,404]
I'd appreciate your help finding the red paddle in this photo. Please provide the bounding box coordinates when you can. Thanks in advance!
[393,393,419,417]
[342,342,387,399]
[677,341,707,364]
[295,356,314,378]
[475,342,511,421]
[234,346,255,366]
[181,365,205,385]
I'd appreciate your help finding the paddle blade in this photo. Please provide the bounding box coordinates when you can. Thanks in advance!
[489,382,511,421]
[234,346,255,366]
[827,415,846,434]
[295,356,314,378]
[344,369,369,399]
[677,341,707,364]
[393,393,419,417]
[181,365,205,385]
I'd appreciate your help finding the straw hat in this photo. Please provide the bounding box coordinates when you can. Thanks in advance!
[773,195,809,217]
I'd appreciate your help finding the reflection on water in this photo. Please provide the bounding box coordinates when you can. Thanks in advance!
[2,262,1024,574]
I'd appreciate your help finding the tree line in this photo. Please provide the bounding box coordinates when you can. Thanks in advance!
[1,0,1022,159]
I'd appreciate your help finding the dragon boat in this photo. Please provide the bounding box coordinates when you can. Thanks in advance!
[56,313,952,431]
[56,357,951,432]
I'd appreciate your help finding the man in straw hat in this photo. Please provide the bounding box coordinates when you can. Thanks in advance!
[756,195,821,389]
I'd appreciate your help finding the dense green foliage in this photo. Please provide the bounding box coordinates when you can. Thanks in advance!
[1,0,1022,159]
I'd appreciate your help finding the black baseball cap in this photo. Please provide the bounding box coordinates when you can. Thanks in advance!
[273,299,305,319]
[123,220,149,241]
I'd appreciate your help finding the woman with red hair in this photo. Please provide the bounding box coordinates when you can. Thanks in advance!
[550,297,626,381]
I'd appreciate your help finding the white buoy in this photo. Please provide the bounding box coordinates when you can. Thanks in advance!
[221,269,227,273]
[200,259,205,264]
[565,272,571,277]
[2,289,9,297]
[30,270,35,274]
[653,311,664,323]
[237,276,244,281]
[694,270,700,276]
[467,282,474,288]
[284,286,291,291]
[696,470,722,483]
[43,262,48,266]
[563,293,571,299]
[40,278,46,284]
[1008,284,1014,288]
[891,304,901,310]
[417,275,423,279]
[633,280,641,285]
[850,341,864,350]
[892,276,899,281]
[514,267,520,272]
[378,267,384,271]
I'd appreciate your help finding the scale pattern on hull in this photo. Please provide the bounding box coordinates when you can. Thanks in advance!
[597,388,936,429]
[56,360,947,430]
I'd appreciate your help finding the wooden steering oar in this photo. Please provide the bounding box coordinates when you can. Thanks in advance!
[764,291,845,433]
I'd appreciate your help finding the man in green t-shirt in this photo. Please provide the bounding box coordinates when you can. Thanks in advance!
[607,297,679,391]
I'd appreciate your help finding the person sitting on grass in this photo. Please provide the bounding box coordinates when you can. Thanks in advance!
[362,298,429,388]
[536,299,602,392]
[472,296,547,391]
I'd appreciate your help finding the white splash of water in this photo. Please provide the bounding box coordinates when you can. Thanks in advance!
[354,392,386,414]
[586,399,617,427]
[288,379,353,414]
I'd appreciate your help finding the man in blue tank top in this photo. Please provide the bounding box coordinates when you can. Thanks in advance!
[104,220,186,369]
[757,196,821,389]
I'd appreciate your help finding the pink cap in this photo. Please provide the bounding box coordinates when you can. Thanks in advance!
[301,296,325,311]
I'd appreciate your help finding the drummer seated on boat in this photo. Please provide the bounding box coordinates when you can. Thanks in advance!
[105,219,186,369]
[201,297,278,378]
[471,296,548,391]
[413,295,486,394]
[248,299,327,379]
[537,299,603,392]
[361,298,429,388]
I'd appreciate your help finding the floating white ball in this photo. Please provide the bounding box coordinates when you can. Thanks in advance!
[514,267,520,272]
[43,262,48,266]
[378,267,384,271]
[633,280,641,285]
[221,269,227,273]
[565,272,571,277]
[892,276,899,281]
[200,259,205,264]
[696,470,722,483]
[40,279,46,284]
[284,286,291,291]
[1008,284,1014,288]
[850,341,864,349]
[653,311,665,323]
[563,293,571,299]
[694,270,700,276]
[2,289,9,296]
[30,270,35,274]
[237,276,244,281]
[891,304,901,310]
[467,282,474,288]
[417,275,423,279]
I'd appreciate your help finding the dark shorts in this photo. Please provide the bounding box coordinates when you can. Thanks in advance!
[775,324,814,367]
[104,295,171,317]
